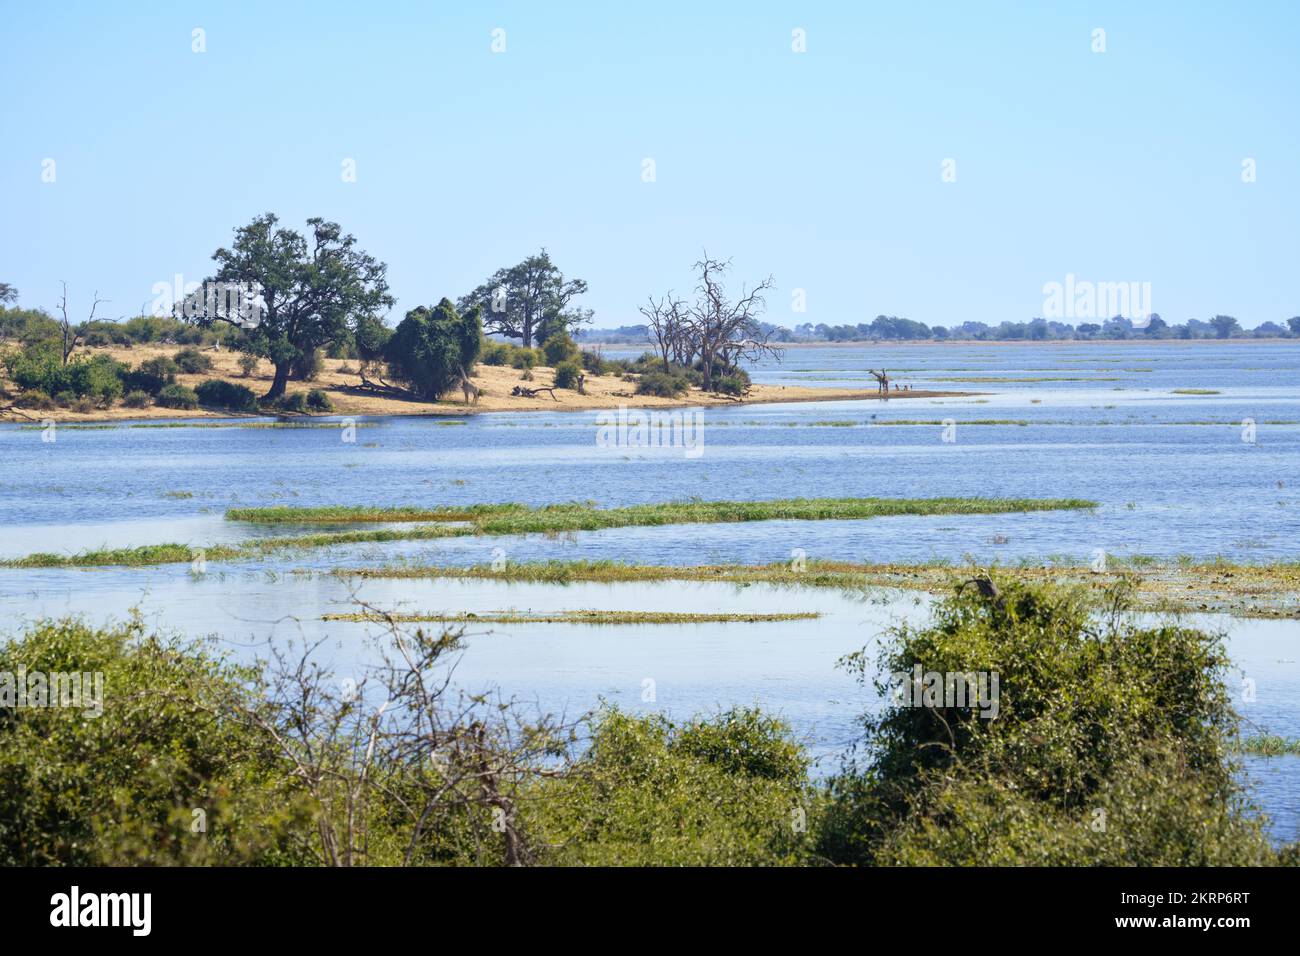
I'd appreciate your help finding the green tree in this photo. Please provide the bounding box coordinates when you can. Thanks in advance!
[187,214,394,400]
[384,298,483,399]
[0,283,17,306]
[1209,314,1241,339]
[458,249,591,348]
[1287,317,1300,337]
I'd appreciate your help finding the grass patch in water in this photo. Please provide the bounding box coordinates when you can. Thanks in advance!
[229,496,1096,533]
[1237,735,1300,756]
[320,609,820,625]
[1172,388,1221,395]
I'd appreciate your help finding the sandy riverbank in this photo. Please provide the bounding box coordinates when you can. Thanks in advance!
[0,344,976,423]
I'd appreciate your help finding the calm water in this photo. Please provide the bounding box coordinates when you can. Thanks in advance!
[1,341,1297,841]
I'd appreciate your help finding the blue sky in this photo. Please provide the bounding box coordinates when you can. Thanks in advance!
[3,1,1297,329]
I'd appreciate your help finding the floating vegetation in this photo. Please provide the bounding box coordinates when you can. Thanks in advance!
[1172,388,1221,395]
[931,376,1122,383]
[1237,735,1300,756]
[337,557,1300,620]
[227,496,1097,535]
[320,609,821,625]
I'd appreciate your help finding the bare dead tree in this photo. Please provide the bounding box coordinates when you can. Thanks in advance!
[638,292,688,371]
[55,282,107,366]
[683,255,779,391]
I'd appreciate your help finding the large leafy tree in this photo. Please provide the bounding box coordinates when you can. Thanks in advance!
[188,214,394,399]
[458,249,591,347]
[384,298,483,399]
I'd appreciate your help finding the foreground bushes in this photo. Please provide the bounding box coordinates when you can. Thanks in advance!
[195,379,258,412]
[1,580,1291,866]
[817,576,1276,866]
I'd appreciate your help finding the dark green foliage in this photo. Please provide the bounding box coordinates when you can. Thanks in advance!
[526,707,818,865]
[305,388,333,412]
[174,347,212,374]
[274,392,309,413]
[458,249,592,348]
[635,369,690,397]
[123,390,152,408]
[552,360,581,390]
[156,383,199,409]
[384,298,483,399]
[818,578,1275,865]
[13,388,54,410]
[187,213,394,399]
[124,356,178,395]
[0,617,311,865]
[291,347,323,381]
[195,379,258,412]
[237,354,259,377]
[542,332,580,367]
[4,348,124,404]
[714,373,749,396]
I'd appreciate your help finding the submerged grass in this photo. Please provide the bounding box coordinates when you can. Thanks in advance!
[320,609,820,625]
[227,496,1097,534]
[336,557,1300,620]
[5,497,1095,570]
[1237,735,1300,756]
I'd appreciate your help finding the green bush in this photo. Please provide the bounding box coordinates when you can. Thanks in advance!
[526,707,817,866]
[481,341,510,366]
[384,299,483,399]
[542,333,580,367]
[123,390,152,408]
[635,370,690,397]
[195,379,258,412]
[305,388,333,412]
[12,388,54,410]
[0,617,311,865]
[552,360,582,390]
[238,354,259,377]
[817,577,1275,866]
[174,347,212,373]
[124,356,178,395]
[275,392,309,413]
[156,383,199,409]
[714,374,748,396]
[510,348,538,371]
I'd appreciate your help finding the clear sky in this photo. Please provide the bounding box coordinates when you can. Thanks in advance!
[3,1,1297,329]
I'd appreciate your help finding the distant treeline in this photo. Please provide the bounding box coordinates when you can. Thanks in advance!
[579,313,1300,344]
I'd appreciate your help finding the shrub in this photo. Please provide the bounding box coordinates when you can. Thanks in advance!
[552,360,582,390]
[635,370,690,397]
[174,347,212,373]
[481,341,510,366]
[0,617,309,865]
[71,397,96,414]
[525,707,817,866]
[124,356,178,395]
[511,348,538,371]
[384,299,483,399]
[53,391,76,407]
[714,374,748,397]
[817,578,1275,866]
[64,355,125,404]
[237,354,259,377]
[123,390,152,408]
[156,383,199,409]
[13,388,53,410]
[305,388,333,412]
[195,379,258,412]
[275,392,309,414]
[542,333,580,367]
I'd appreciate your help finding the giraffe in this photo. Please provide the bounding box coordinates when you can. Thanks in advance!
[459,366,481,406]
